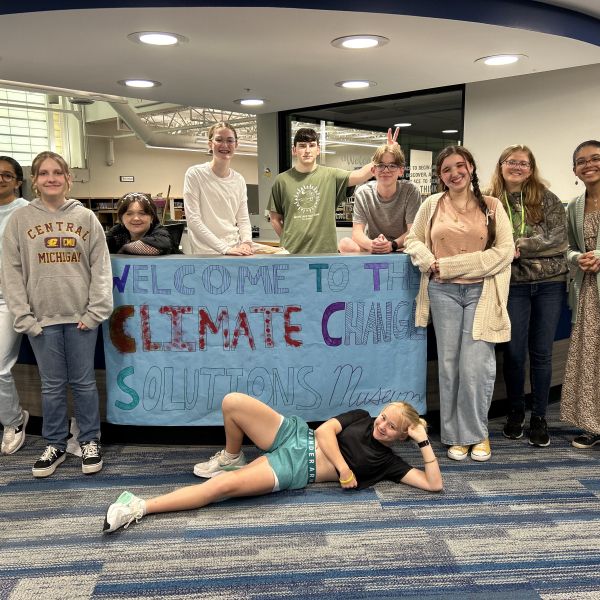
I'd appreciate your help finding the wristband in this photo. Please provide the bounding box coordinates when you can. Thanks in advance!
[417,439,430,448]
[339,472,355,485]
[391,240,399,252]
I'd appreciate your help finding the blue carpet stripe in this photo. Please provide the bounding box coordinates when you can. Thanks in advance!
[1,402,599,599]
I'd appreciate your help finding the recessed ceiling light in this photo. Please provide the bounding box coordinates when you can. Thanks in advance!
[335,80,376,89]
[127,31,188,46]
[442,129,459,134]
[475,54,526,66]
[234,98,265,107]
[331,35,389,49]
[394,122,412,127]
[118,79,161,88]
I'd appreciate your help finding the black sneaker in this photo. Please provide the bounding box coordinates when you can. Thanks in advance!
[529,416,550,447]
[572,433,600,449]
[503,410,525,439]
[81,440,103,474]
[32,445,66,478]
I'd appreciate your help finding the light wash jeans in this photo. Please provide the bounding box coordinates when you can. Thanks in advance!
[28,323,101,451]
[428,281,496,446]
[0,299,24,428]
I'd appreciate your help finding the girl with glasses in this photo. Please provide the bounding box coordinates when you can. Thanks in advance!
[338,144,421,254]
[560,140,600,449]
[488,145,568,447]
[183,122,255,255]
[0,156,29,455]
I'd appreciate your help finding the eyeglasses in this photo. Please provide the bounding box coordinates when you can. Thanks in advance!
[502,160,531,169]
[212,137,236,145]
[574,155,600,168]
[374,163,401,172]
[0,172,17,182]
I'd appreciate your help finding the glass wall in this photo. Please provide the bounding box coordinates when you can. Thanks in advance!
[281,85,464,225]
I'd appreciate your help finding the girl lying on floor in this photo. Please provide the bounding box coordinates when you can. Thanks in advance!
[103,393,443,533]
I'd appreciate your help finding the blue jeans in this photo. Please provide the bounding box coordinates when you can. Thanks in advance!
[502,281,566,417]
[28,324,101,450]
[429,281,496,446]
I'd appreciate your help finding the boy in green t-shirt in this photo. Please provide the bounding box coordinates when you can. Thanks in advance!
[268,128,397,254]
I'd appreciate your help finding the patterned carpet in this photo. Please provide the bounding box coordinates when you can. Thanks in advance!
[1,402,599,600]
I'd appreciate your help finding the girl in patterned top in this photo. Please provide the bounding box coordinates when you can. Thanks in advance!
[560,140,600,449]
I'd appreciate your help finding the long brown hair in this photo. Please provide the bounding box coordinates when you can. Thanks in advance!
[488,144,545,224]
[436,145,495,248]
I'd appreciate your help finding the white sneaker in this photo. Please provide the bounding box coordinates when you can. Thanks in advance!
[103,491,146,533]
[1,410,29,455]
[193,449,247,478]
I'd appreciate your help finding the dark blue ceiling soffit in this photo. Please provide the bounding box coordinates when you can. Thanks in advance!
[2,1,600,46]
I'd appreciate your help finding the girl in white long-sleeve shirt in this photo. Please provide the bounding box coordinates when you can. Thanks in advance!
[183,122,254,255]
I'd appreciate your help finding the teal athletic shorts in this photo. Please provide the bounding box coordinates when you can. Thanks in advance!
[264,415,316,491]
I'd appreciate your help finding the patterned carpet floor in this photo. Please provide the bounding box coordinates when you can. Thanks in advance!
[1,403,599,600]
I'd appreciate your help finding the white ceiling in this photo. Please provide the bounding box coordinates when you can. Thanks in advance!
[0,2,598,114]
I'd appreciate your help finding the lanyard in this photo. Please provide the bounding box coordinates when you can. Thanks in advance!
[504,191,525,237]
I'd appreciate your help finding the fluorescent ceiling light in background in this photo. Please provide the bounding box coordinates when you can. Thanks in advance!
[331,35,389,49]
[475,54,526,66]
[335,80,376,89]
[237,98,265,107]
[118,79,161,88]
[128,32,188,46]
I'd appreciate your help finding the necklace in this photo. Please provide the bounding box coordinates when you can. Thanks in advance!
[504,190,525,237]
[446,192,470,222]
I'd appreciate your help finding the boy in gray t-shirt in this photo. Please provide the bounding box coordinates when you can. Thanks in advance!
[339,144,421,254]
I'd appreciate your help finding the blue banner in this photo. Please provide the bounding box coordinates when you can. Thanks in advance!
[104,254,427,425]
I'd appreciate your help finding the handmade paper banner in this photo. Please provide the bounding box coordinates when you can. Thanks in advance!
[104,254,427,425]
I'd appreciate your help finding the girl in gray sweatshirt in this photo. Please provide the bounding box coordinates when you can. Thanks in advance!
[1,151,112,478]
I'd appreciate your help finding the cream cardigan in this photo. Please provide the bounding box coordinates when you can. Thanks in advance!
[405,192,514,343]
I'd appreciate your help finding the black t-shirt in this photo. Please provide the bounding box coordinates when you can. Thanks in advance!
[334,409,413,490]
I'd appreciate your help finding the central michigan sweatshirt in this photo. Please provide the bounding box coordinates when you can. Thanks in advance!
[1,198,113,336]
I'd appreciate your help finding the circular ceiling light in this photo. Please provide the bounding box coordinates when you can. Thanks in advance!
[127,31,188,46]
[394,122,412,127]
[331,35,389,49]
[475,54,526,66]
[234,98,265,107]
[335,80,376,89]
[442,129,459,134]
[118,79,161,88]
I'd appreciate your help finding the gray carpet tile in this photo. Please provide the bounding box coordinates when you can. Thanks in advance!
[1,403,599,599]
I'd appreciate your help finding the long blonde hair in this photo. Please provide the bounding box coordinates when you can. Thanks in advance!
[488,144,546,225]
